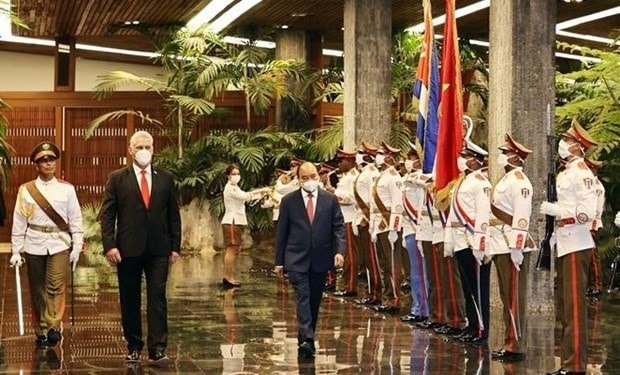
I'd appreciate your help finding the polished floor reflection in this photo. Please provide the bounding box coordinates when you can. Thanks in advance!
[0,248,619,374]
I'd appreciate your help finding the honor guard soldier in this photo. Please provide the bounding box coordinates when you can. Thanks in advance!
[585,157,604,297]
[488,134,534,362]
[400,147,429,323]
[332,149,360,297]
[352,142,382,306]
[10,141,84,348]
[541,119,598,375]
[447,138,492,344]
[262,157,302,222]
[369,141,404,314]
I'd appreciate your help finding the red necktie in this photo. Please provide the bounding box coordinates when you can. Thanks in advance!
[307,192,314,223]
[140,170,150,208]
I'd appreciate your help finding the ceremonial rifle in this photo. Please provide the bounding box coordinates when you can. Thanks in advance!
[536,104,555,271]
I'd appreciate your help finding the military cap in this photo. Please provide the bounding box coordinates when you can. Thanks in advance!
[462,139,488,160]
[319,163,336,173]
[498,133,532,159]
[358,141,378,156]
[290,156,305,167]
[31,141,60,163]
[336,148,357,160]
[378,141,401,155]
[565,118,598,150]
[584,157,603,170]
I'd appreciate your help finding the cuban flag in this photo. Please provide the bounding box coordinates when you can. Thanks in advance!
[413,0,440,174]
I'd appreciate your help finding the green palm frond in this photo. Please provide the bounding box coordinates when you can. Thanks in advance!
[168,95,215,115]
[308,117,343,161]
[93,71,168,99]
[389,122,413,151]
[235,146,266,174]
[85,110,162,139]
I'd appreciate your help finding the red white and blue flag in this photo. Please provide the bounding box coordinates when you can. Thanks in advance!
[413,0,440,174]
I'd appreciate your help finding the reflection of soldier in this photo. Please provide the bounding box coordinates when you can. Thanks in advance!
[586,299,606,375]
[489,134,533,363]
[585,157,604,297]
[30,348,61,373]
[541,120,598,375]
[352,142,382,306]
[370,142,404,314]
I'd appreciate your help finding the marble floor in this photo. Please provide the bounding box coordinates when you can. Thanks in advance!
[0,247,618,375]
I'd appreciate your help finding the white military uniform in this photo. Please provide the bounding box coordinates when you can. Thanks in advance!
[334,168,359,224]
[222,182,262,226]
[12,177,83,255]
[402,170,424,238]
[448,170,491,254]
[554,158,597,257]
[369,166,404,239]
[354,164,380,227]
[590,175,605,231]
[413,174,436,243]
[271,177,299,221]
[488,167,534,255]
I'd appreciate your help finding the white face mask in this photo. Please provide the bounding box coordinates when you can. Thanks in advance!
[375,154,386,167]
[230,175,241,184]
[497,153,510,168]
[404,159,414,172]
[355,153,366,166]
[457,156,469,172]
[558,139,573,159]
[301,179,319,193]
[134,149,152,166]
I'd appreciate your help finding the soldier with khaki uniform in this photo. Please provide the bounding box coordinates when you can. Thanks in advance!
[488,134,534,362]
[10,142,84,348]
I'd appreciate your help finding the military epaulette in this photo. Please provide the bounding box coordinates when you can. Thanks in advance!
[389,169,397,176]
[577,161,588,170]
[514,171,525,180]
[58,179,73,185]
[475,173,486,181]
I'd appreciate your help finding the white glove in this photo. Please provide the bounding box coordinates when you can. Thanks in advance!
[444,242,455,258]
[388,230,398,244]
[540,201,562,218]
[615,211,620,228]
[472,249,484,265]
[352,224,359,236]
[510,249,524,271]
[70,249,81,271]
[10,253,24,267]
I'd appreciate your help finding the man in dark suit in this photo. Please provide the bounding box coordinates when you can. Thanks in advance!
[275,162,345,358]
[100,130,181,365]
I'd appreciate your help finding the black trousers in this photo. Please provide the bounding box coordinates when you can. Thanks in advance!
[117,254,169,352]
[455,248,490,339]
[287,270,327,344]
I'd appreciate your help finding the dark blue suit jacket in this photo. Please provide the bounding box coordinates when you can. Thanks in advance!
[275,188,345,273]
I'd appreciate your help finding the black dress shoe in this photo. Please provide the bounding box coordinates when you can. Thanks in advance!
[46,328,61,347]
[373,304,399,314]
[460,334,487,345]
[417,320,442,329]
[333,290,357,297]
[354,297,379,305]
[400,314,421,322]
[148,350,170,366]
[586,288,602,297]
[222,278,241,288]
[546,369,585,375]
[298,341,315,358]
[125,349,140,362]
[491,349,525,362]
[35,335,48,348]
[400,282,411,291]
[324,283,336,292]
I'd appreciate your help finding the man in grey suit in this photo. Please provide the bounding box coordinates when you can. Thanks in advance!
[275,162,345,358]
[100,130,181,365]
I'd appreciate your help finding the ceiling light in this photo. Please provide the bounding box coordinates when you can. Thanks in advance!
[187,0,235,30]
[406,0,490,33]
[291,13,308,18]
[281,25,289,29]
[556,6,620,30]
[209,0,263,32]
[556,30,620,45]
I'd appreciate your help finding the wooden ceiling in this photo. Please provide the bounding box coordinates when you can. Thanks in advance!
[5,0,619,59]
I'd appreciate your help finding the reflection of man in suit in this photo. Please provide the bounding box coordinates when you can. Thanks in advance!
[100,130,181,365]
[275,162,345,358]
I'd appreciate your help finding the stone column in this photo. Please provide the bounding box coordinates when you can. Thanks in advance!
[488,0,556,365]
[343,0,392,149]
[274,30,309,130]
